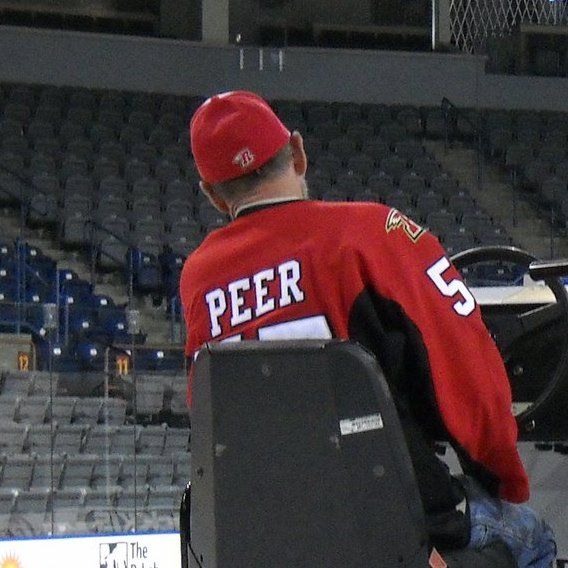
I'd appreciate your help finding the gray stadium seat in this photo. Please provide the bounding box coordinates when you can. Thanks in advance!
[72,398,103,425]
[124,157,151,184]
[11,487,51,529]
[460,210,494,235]
[395,138,424,162]
[1,454,34,490]
[311,121,342,143]
[366,172,395,198]
[111,425,139,454]
[172,451,191,488]
[379,155,407,181]
[49,396,77,425]
[30,454,64,489]
[334,172,365,195]
[119,455,150,488]
[130,197,161,221]
[164,178,193,202]
[541,177,567,203]
[82,486,118,531]
[137,425,167,454]
[115,486,148,514]
[505,142,534,170]
[147,484,180,514]
[60,156,89,180]
[306,104,333,127]
[60,120,86,144]
[133,378,166,417]
[431,173,458,198]
[91,455,122,489]
[61,212,90,247]
[346,154,375,178]
[425,210,457,238]
[0,421,28,453]
[98,235,129,270]
[30,371,59,396]
[322,188,348,202]
[336,104,362,128]
[443,230,476,256]
[416,191,444,220]
[99,397,127,426]
[163,427,190,455]
[327,137,357,158]
[155,159,181,185]
[27,424,55,454]
[16,395,49,424]
[554,160,568,181]
[411,155,441,182]
[131,176,161,200]
[379,121,407,144]
[345,122,375,145]
[53,424,86,455]
[352,188,382,203]
[448,193,477,217]
[360,137,391,162]
[95,198,128,226]
[0,489,16,520]
[0,396,19,422]
[146,456,174,488]
[60,454,97,488]
[51,487,86,533]
[170,380,190,422]
[82,425,118,455]
[399,172,426,198]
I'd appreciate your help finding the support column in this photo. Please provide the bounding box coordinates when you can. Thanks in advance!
[202,0,230,45]
[432,0,452,50]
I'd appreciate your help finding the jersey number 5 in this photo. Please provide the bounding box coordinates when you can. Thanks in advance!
[426,257,476,316]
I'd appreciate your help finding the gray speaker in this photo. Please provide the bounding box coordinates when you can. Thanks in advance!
[189,340,428,567]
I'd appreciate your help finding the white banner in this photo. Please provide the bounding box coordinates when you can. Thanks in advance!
[0,532,181,568]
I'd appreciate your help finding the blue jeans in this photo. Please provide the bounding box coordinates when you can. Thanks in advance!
[463,476,557,568]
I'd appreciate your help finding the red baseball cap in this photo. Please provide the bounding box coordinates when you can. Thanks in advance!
[190,91,291,184]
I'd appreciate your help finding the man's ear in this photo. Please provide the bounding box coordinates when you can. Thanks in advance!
[290,131,307,177]
[200,181,230,214]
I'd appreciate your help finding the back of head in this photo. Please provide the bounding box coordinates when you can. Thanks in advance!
[190,91,291,185]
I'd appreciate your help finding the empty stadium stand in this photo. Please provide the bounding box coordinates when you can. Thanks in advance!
[0,79,567,542]
[0,365,190,537]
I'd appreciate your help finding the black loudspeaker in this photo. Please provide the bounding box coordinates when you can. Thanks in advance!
[190,340,428,567]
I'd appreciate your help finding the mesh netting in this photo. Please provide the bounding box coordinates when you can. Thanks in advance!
[450,0,568,53]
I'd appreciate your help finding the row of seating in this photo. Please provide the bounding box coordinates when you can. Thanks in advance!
[0,483,183,537]
[0,422,189,456]
[0,450,190,491]
[0,83,521,345]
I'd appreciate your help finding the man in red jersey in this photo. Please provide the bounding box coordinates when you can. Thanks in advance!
[180,91,556,566]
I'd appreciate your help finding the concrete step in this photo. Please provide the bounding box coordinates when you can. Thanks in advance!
[424,139,568,259]
[0,206,173,343]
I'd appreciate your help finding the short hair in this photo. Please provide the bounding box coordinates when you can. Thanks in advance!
[210,143,293,201]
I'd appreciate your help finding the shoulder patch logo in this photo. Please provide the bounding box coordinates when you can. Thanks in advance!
[233,148,255,169]
[385,208,425,243]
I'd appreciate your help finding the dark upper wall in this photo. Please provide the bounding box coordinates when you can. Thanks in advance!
[229,0,374,44]
[0,25,567,112]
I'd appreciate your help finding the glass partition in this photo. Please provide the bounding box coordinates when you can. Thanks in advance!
[0,80,192,538]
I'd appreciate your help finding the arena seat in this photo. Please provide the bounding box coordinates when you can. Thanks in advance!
[0,454,34,490]
[183,340,515,568]
[31,454,64,488]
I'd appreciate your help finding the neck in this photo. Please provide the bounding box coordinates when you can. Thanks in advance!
[233,196,303,218]
[228,174,307,219]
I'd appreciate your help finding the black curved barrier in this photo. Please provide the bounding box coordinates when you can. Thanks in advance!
[451,245,568,440]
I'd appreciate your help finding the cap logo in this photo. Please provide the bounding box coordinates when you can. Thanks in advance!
[233,148,255,170]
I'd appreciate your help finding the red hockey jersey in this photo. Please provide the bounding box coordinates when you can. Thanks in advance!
[180,199,529,545]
